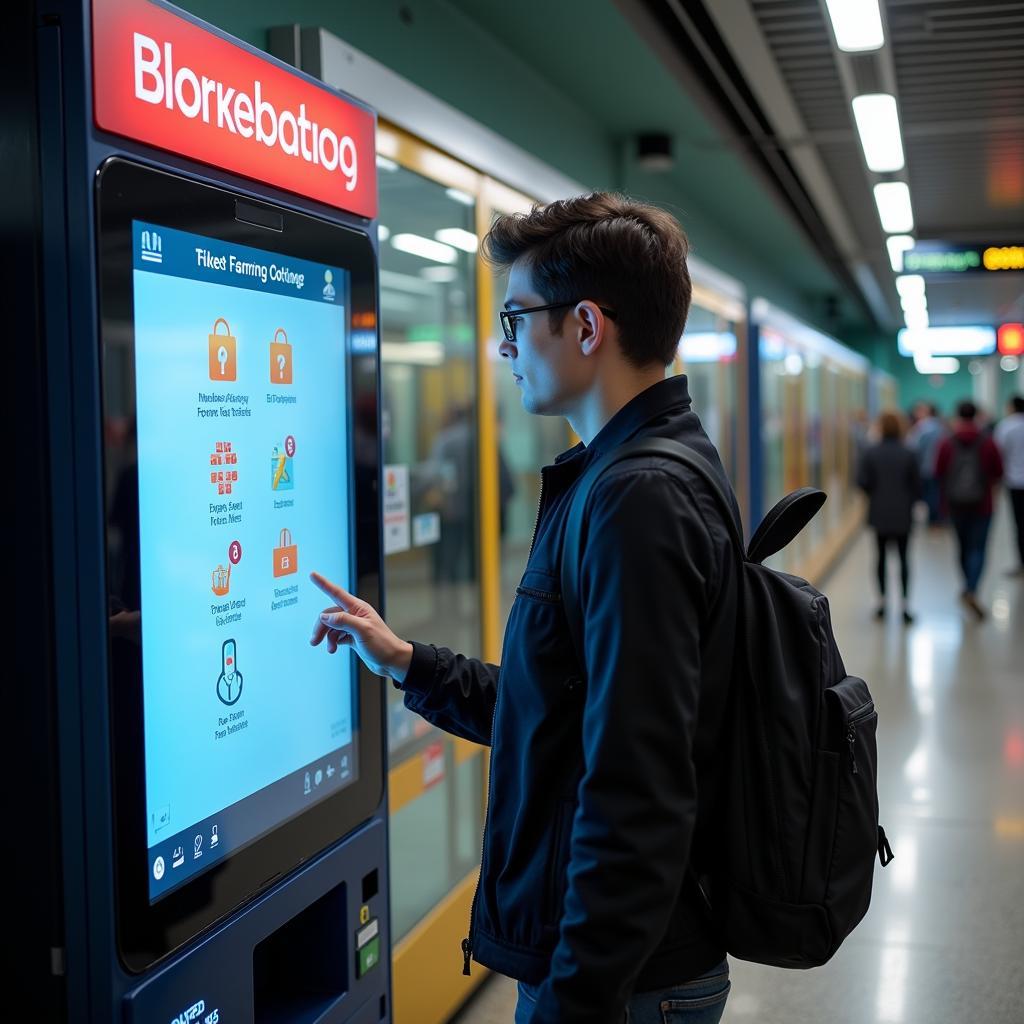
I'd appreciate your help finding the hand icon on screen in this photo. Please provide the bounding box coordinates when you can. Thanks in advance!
[216,639,244,706]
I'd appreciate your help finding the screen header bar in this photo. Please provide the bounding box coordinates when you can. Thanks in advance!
[132,220,343,306]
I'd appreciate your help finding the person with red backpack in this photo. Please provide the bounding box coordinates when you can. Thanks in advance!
[935,400,1004,619]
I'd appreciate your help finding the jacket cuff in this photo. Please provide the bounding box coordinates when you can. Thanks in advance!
[397,640,438,696]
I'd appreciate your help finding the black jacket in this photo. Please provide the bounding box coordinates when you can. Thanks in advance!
[399,376,739,1023]
[857,438,921,535]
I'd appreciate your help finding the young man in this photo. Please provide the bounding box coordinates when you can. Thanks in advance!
[994,395,1024,576]
[311,193,739,1024]
[935,400,1004,618]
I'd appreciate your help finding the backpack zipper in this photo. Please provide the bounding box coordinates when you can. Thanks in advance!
[845,701,875,776]
[463,475,549,975]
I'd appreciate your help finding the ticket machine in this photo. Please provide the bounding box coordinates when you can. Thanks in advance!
[21,1,390,1019]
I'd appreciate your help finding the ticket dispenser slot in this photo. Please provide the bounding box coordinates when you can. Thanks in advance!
[254,884,347,1023]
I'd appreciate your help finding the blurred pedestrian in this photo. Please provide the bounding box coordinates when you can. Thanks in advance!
[935,400,1004,618]
[994,394,1024,576]
[858,410,920,623]
[906,401,946,526]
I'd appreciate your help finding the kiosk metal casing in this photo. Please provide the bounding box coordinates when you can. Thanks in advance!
[29,1,392,1019]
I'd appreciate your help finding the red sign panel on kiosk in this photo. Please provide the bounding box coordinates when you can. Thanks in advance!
[92,0,377,218]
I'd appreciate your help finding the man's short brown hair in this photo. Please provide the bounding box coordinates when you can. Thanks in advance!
[482,192,692,368]
[879,410,904,440]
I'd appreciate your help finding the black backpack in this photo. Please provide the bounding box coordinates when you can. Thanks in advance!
[560,437,894,969]
[945,436,986,506]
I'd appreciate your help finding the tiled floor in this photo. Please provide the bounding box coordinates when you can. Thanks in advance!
[450,507,1024,1024]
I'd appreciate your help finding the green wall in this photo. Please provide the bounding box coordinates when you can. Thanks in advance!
[178,0,872,340]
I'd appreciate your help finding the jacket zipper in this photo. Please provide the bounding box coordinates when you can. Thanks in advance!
[463,691,497,975]
[463,474,548,974]
[526,471,547,561]
[845,701,875,776]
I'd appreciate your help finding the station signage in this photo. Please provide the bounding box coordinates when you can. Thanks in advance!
[903,242,1023,274]
[92,0,377,218]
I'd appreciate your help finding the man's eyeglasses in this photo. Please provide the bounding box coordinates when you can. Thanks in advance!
[499,302,617,344]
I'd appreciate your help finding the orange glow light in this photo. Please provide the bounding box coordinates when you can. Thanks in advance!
[998,323,1024,357]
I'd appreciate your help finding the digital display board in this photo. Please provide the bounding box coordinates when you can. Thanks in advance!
[127,221,359,902]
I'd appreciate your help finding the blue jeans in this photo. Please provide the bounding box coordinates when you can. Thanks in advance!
[950,513,992,593]
[923,476,944,524]
[514,959,730,1024]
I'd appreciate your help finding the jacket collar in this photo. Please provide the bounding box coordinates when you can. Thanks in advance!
[554,374,693,465]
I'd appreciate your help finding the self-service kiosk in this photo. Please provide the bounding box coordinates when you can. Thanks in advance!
[24,1,390,1019]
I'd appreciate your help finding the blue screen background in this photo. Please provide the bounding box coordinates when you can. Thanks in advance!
[132,222,354,851]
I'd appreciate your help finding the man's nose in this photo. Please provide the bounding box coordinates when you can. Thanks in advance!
[497,337,516,360]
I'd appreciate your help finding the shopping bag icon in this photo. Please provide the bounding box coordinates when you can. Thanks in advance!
[269,327,292,385]
[273,528,298,577]
[208,318,237,381]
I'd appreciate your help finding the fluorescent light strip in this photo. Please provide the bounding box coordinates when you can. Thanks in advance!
[913,353,959,375]
[825,0,884,52]
[896,274,926,298]
[898,325,997,357]
[874,182,914,233]
[445,188,475,207]
[852,94,905,172]
[391,233,458,265]
[378,224,391,243]
[434,227,478,253]
[901,295,928,315]
[887,235,914,273]
[903,309,929,330]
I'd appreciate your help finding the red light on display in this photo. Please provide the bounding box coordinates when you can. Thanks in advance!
[998,323,1024,356]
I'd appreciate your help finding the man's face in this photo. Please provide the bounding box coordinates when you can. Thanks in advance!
[498,262,588,416]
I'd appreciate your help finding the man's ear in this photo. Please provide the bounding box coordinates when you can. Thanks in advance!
[575,301,608,357]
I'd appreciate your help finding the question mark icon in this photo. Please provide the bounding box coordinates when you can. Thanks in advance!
[217,345,228,376]
[277,353,286,380]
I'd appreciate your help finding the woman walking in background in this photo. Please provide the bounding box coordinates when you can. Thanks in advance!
[858,410,921,623]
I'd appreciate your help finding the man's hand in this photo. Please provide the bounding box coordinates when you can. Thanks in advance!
[309,572,414,683]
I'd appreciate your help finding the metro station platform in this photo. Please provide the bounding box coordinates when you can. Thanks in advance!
[453,509,1024,1024]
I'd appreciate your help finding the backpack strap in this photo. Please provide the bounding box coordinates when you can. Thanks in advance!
[745,488,827,566]
[560,436,746,669]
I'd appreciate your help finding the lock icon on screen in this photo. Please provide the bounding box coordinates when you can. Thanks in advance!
[208,318,237,381]
[273,528,298,577]
[269,327,292,385]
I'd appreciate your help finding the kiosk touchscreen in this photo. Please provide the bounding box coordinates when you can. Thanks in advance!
[99,158,383,969]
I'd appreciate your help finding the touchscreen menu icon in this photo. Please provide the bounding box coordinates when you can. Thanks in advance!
[211,563,231,597]
[208,318,237,381]
[271,436,295,491]
[216,639,244,706]
[210,441,238,495]
[273,529,298,577]
[140,229,163,265]
[172,845,185,869]
[211,541,243,596]
[270,327,293,384]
